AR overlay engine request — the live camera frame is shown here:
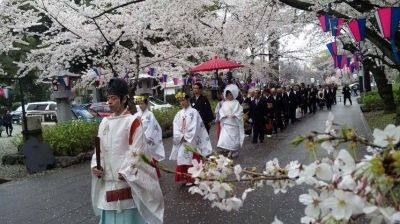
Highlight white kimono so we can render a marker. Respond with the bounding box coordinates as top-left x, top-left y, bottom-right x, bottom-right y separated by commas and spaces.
217, 100, 244, 151
91, 113, 164, 224
170, 106, 212, 165
136, 108, 165, 161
